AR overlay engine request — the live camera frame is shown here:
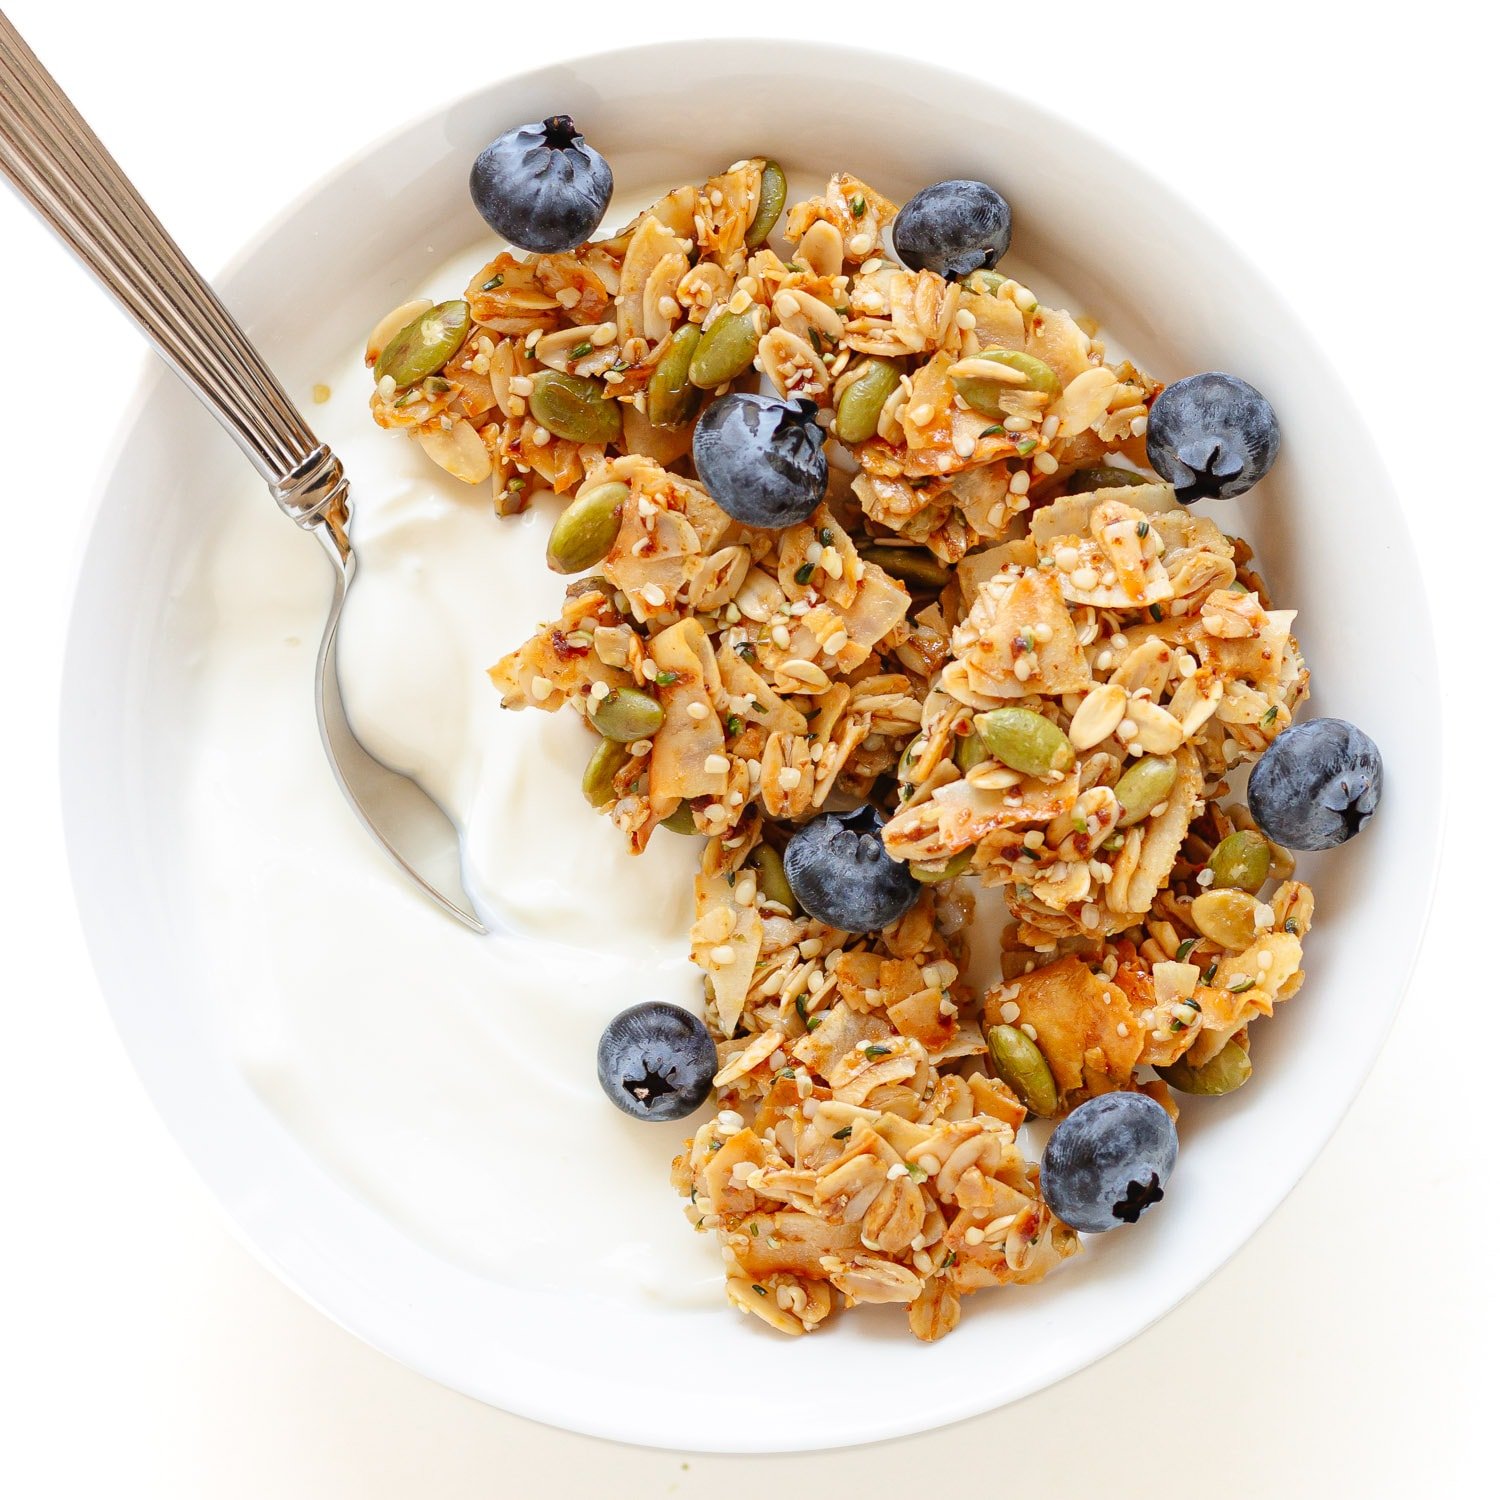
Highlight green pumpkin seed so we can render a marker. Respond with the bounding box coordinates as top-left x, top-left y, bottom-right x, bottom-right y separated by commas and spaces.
689, 310, 759, 389
857, 544, 951, 590
1156, 1040, 1252, 1096
589, 686, 664, 743
496, 474, 530, 516
748, 843, 797, 912
374, 300, 471, 388
896, 735, 922, 784
1065, 465, 1156, 494
912, 849, 973, 884
1207, 829, 1272, 892
661, 802, 698, 834
974, 708, 1075, 777
1114, 754, 1178, 825
955, 726, 989, 773
747, 160, 787, 247
582, 737, 631, 808
953, 348, 1060, 416
964, 270, 1006, 296
546, 482, 628, 574
565, 573, 612, 599
986, 1024, 1059, 1117
835, 358, 903, 443
529, 370, 623, 445
647, 324, 702, 427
